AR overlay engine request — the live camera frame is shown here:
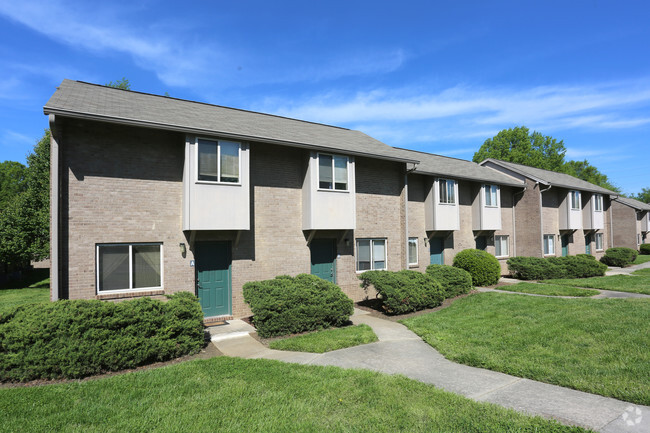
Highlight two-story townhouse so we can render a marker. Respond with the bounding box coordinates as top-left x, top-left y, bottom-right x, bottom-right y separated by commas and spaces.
480, 159, 617, 259
390, 149, 526, 274
611, 197, 650, 249
44, 80, 419, 320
